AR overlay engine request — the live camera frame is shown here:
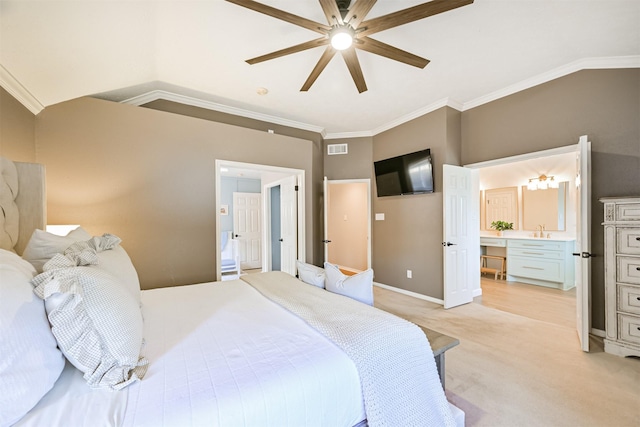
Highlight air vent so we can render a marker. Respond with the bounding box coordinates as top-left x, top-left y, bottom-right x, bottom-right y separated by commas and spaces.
327, 143, 348, 155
